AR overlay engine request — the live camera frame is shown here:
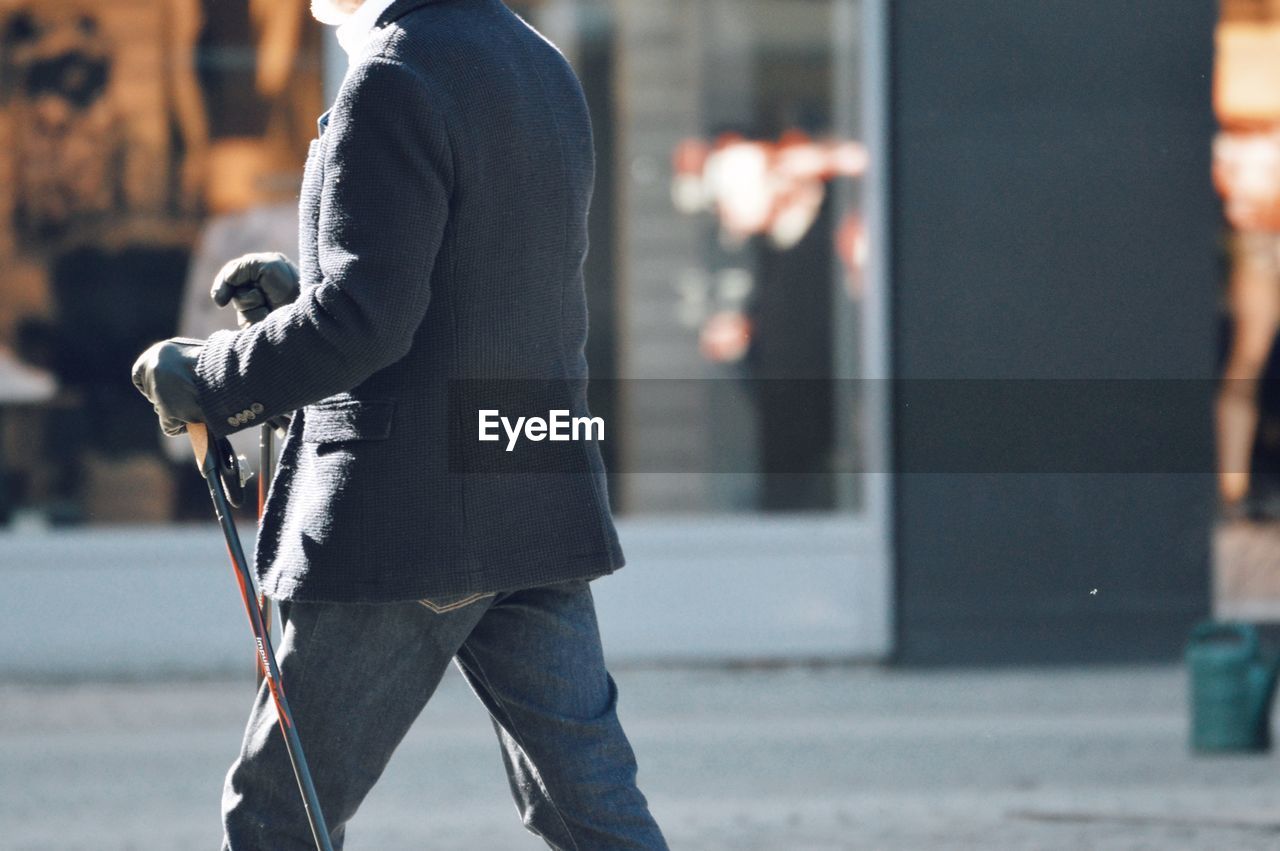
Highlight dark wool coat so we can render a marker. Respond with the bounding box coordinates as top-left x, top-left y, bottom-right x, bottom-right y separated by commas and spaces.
192, 0, 624, 601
